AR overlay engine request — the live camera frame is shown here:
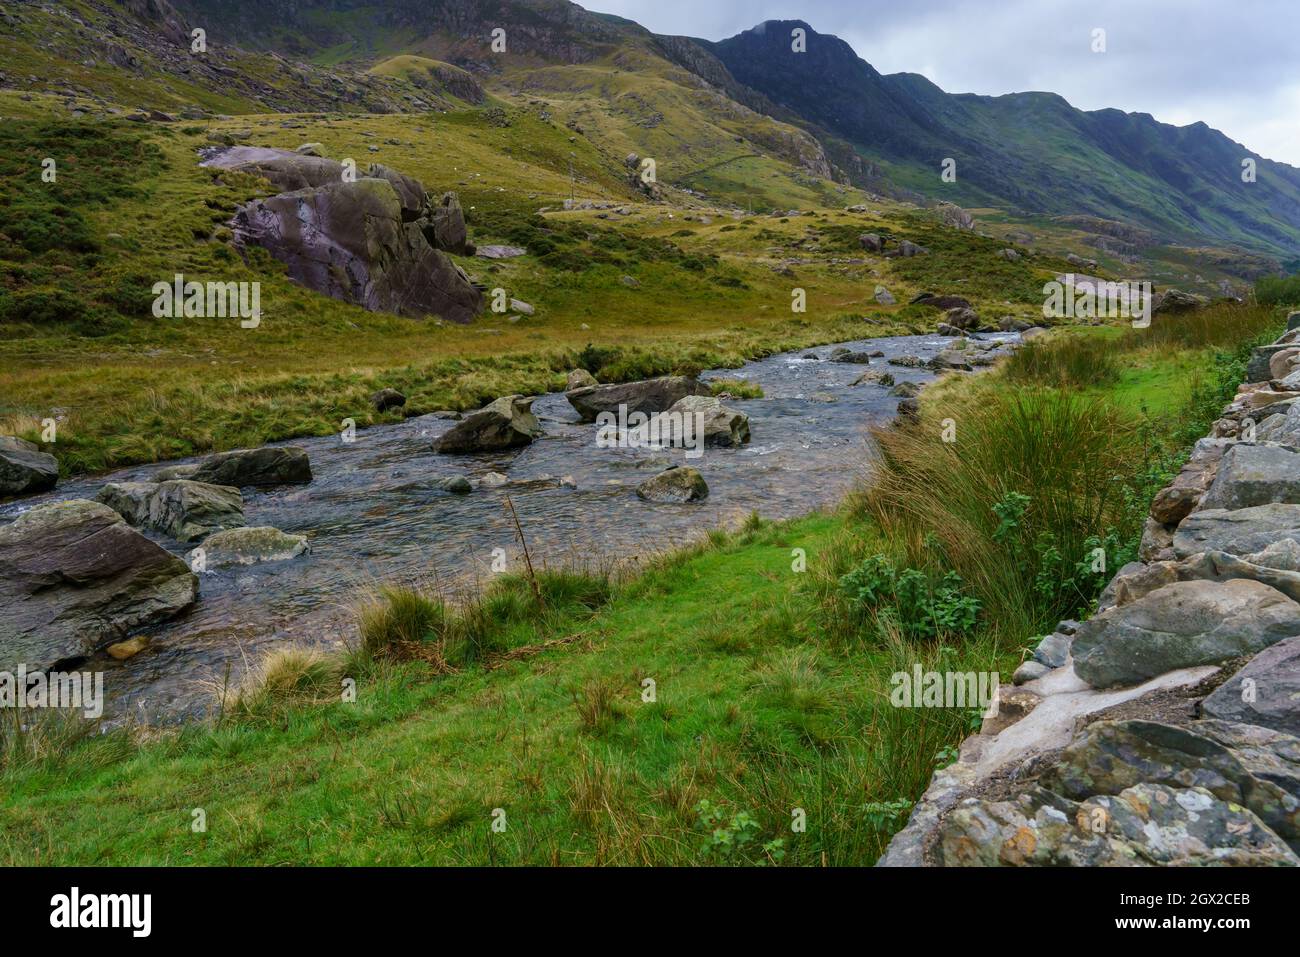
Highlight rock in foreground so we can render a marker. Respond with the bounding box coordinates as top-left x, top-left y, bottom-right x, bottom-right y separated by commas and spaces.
0, 500, 198, 672
1071, 579, 1300, 688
